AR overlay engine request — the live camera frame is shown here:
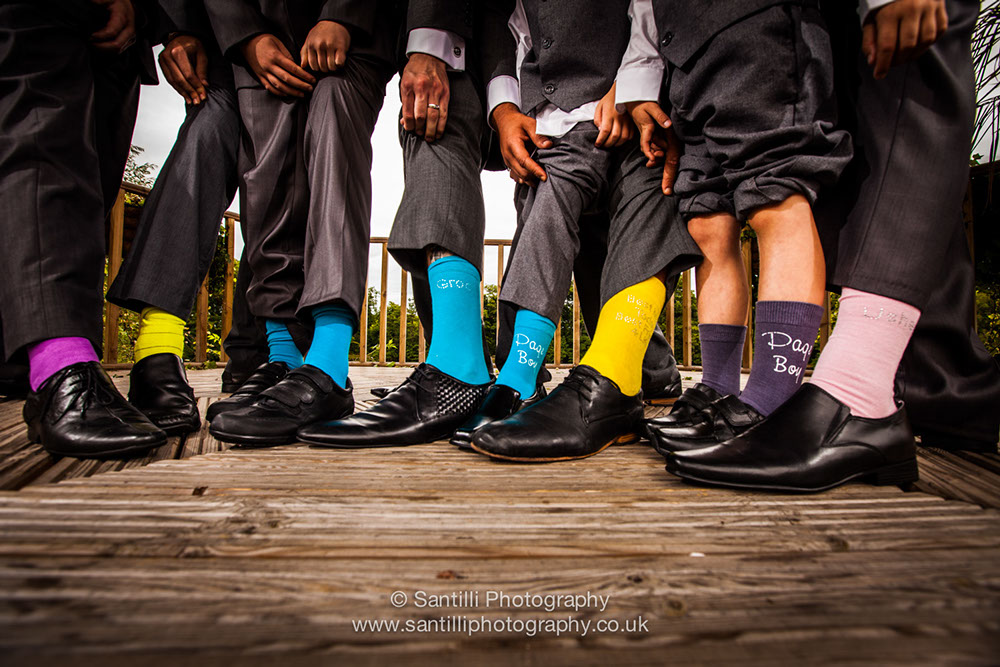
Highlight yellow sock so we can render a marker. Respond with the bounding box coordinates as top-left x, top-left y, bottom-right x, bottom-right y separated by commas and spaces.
579, 276, 666, 396
134, 307, 185, 362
